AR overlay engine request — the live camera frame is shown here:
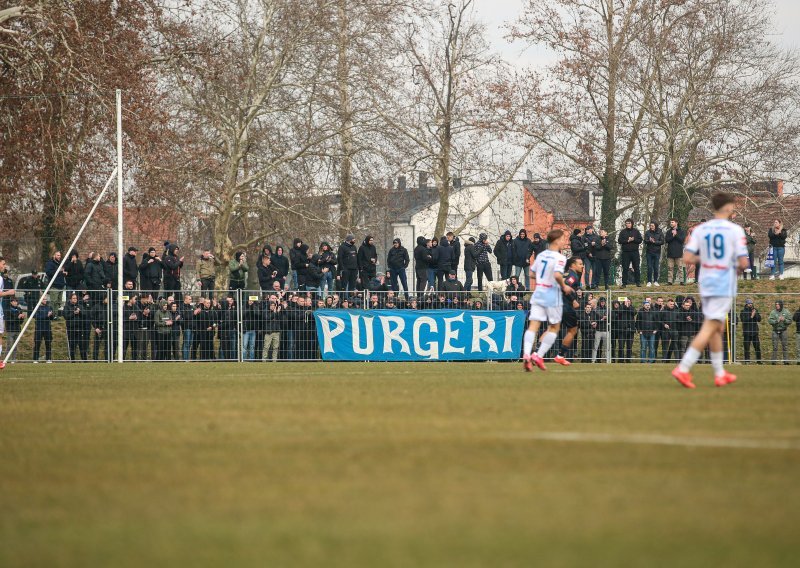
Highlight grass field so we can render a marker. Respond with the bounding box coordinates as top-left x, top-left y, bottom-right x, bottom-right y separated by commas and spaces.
2, 362, 800, 567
